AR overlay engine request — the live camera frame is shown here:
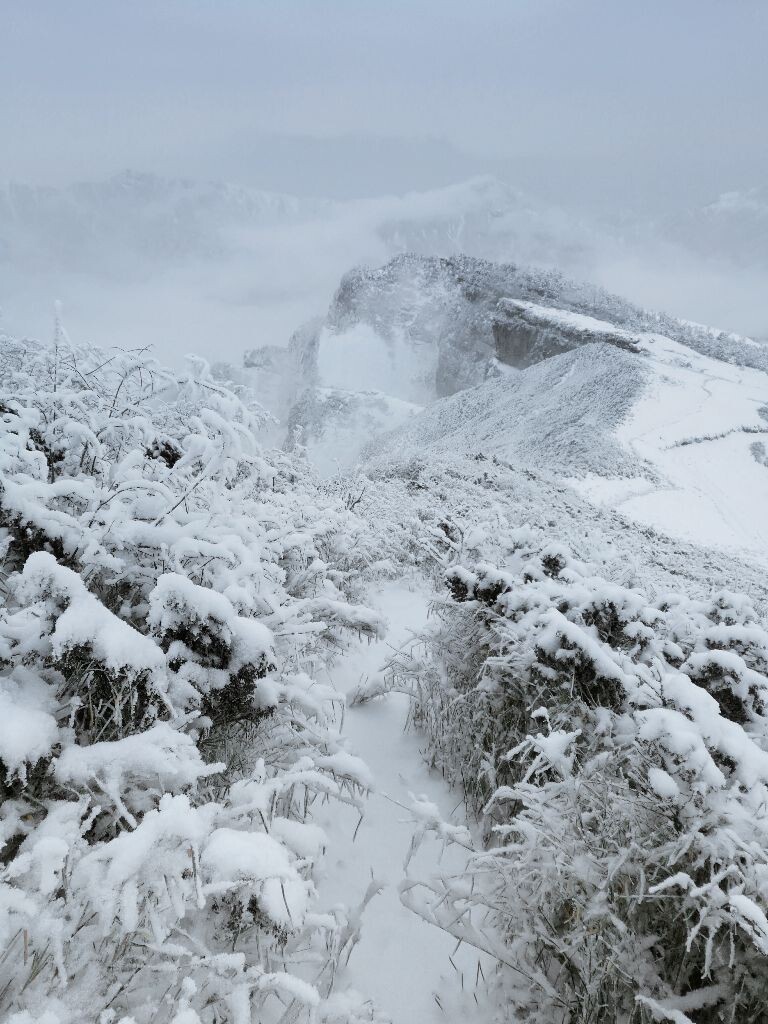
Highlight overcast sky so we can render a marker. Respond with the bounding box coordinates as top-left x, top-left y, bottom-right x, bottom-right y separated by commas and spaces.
2, 1, 767, 212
